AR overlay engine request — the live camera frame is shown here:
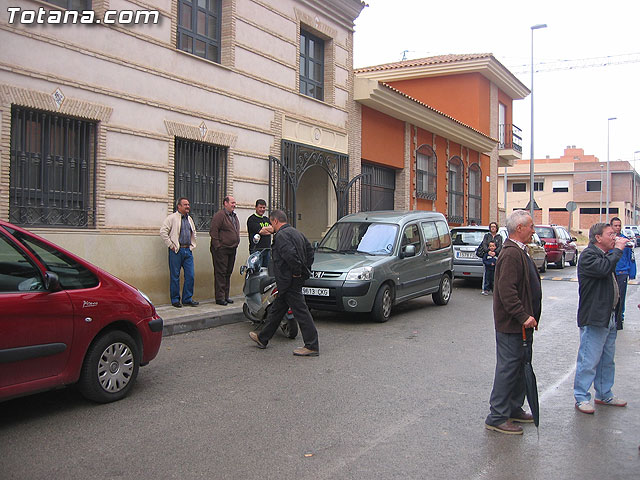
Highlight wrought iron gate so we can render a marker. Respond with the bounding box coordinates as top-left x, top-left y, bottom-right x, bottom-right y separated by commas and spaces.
268, 141, 368, 226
